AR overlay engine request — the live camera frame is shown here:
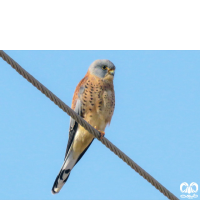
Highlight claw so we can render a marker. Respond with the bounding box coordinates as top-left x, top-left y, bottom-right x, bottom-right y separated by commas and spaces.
94, 126, 105, 139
